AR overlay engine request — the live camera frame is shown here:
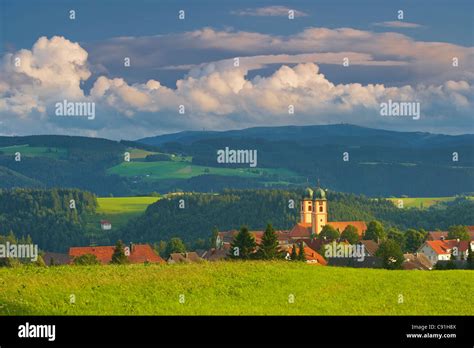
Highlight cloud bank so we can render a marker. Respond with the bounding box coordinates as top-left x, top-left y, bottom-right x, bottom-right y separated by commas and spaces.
0, 34, 473, 138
